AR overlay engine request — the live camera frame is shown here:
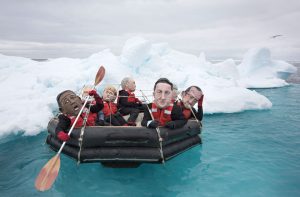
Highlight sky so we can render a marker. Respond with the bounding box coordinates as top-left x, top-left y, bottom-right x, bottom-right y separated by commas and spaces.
0, 0, 300, 60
